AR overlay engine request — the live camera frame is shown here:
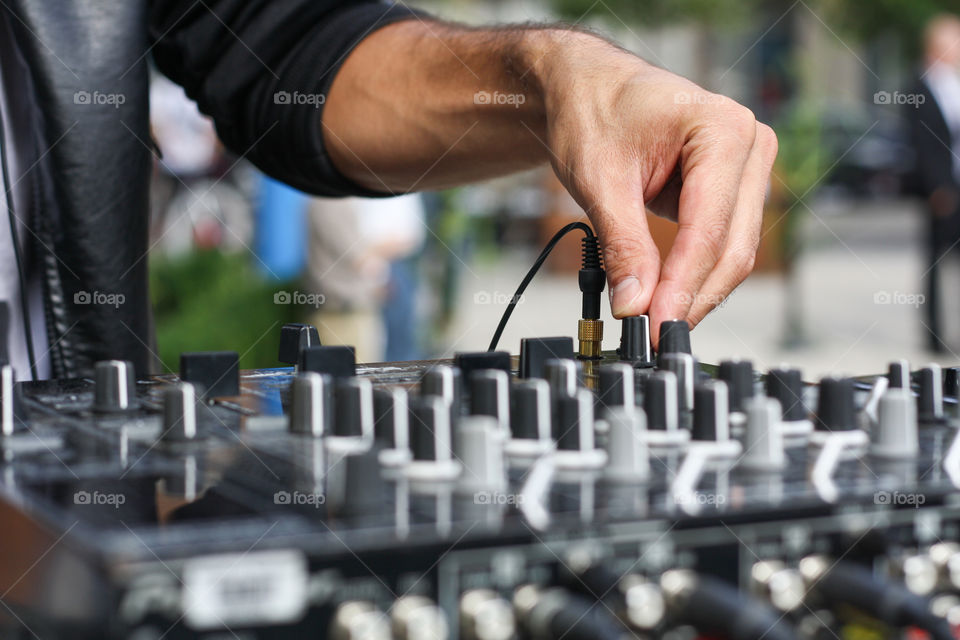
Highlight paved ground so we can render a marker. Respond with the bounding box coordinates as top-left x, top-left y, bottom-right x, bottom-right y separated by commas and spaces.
442, 198, 960, 378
